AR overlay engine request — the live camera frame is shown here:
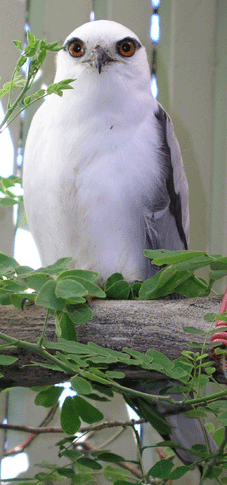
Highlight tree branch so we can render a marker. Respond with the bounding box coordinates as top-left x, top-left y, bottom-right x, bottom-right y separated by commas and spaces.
0, 296, 225, 388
